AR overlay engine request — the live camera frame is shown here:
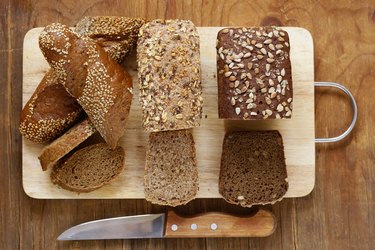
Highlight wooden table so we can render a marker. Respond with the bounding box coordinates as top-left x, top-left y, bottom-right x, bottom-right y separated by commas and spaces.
1, 0, 374, 249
